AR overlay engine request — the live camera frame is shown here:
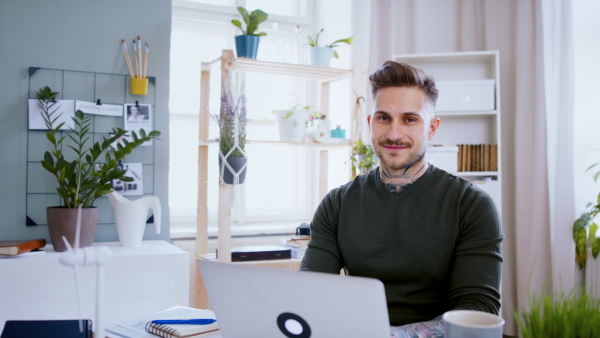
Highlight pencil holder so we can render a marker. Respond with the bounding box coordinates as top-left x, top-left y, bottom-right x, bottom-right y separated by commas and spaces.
130, 77, 148, 95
